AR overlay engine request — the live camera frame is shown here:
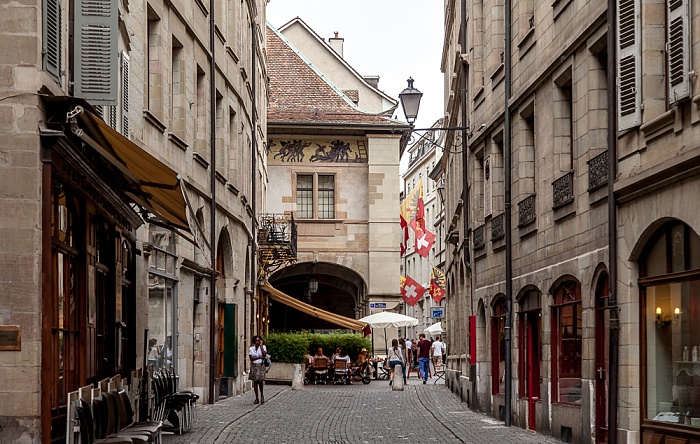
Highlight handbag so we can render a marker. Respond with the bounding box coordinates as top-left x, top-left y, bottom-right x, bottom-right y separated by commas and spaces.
264, 355, 272, 368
